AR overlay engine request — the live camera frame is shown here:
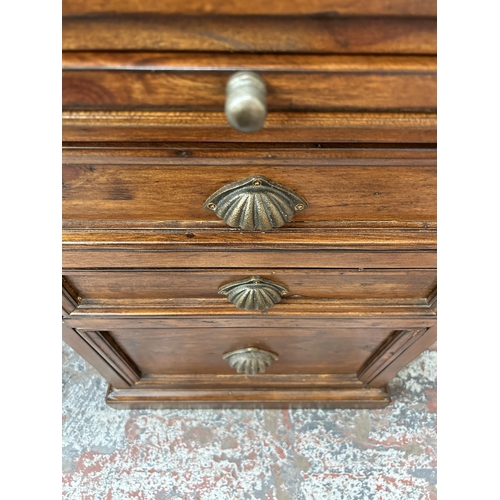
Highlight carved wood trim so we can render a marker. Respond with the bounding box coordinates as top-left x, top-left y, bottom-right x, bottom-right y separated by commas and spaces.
76, 329, 141, 386
67, 296, 436, 319
136, 373, 364, 389
62, 278, 80, 316
427, 287, 437, 310
358, 325, 435, 386
63, 322, 132, 389
105, 384, 391, 410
